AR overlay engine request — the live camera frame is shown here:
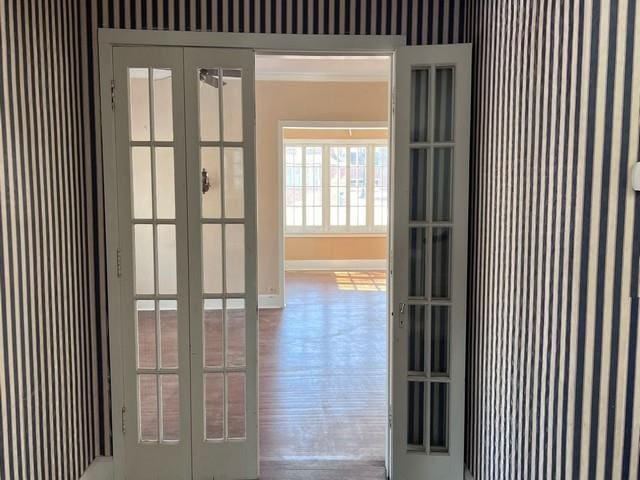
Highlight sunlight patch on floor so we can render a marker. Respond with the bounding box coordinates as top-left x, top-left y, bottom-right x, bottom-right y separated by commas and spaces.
333, 271, 387, 292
